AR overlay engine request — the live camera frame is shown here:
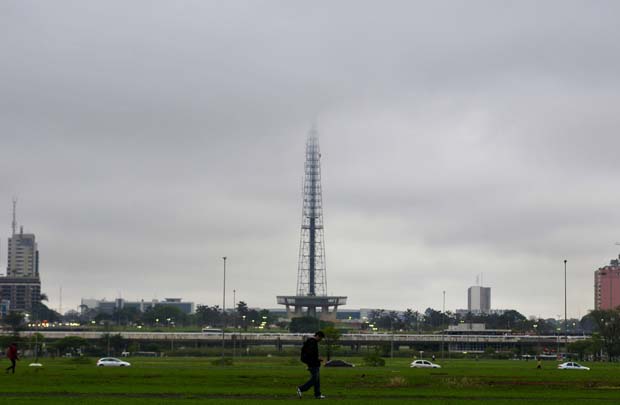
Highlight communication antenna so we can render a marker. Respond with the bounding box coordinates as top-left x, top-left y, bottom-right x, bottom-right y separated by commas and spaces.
475, 274, 479, 286
481, 272, 484, 287
11, 198, 17, 236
